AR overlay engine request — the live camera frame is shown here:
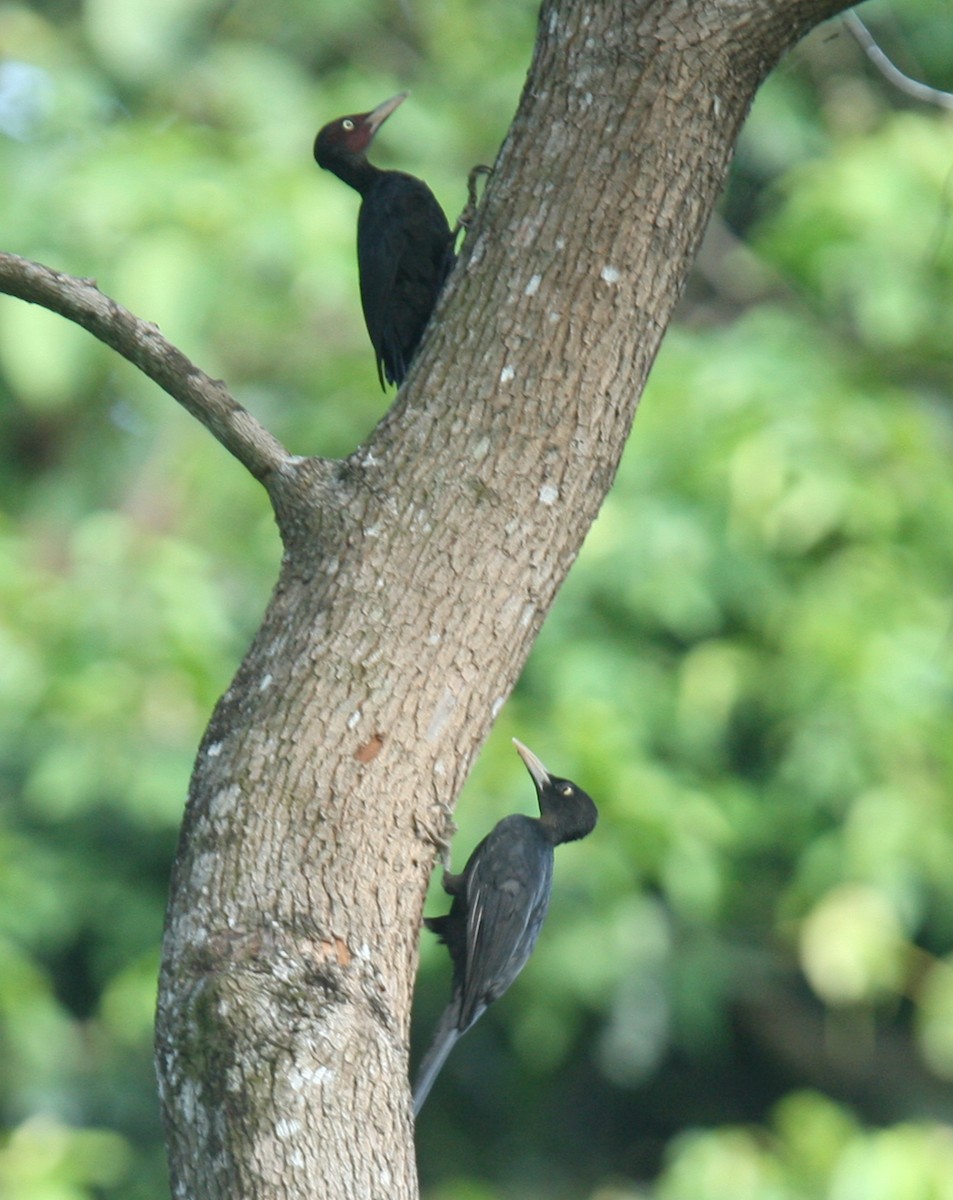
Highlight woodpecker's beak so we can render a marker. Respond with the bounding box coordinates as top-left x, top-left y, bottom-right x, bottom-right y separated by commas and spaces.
366, 92, 409, 137
512, 738, 552, 793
